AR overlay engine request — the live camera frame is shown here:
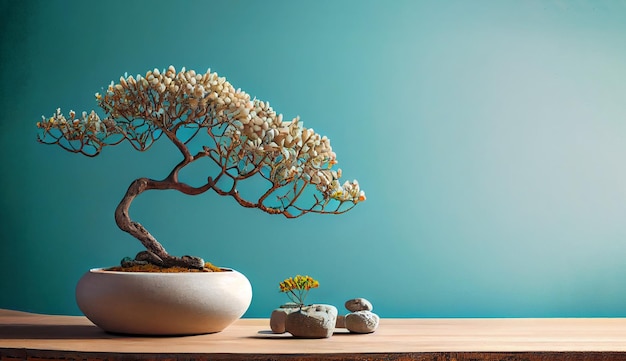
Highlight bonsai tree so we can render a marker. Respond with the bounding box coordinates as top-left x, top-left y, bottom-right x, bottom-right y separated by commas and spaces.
36, 66, 365, 270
